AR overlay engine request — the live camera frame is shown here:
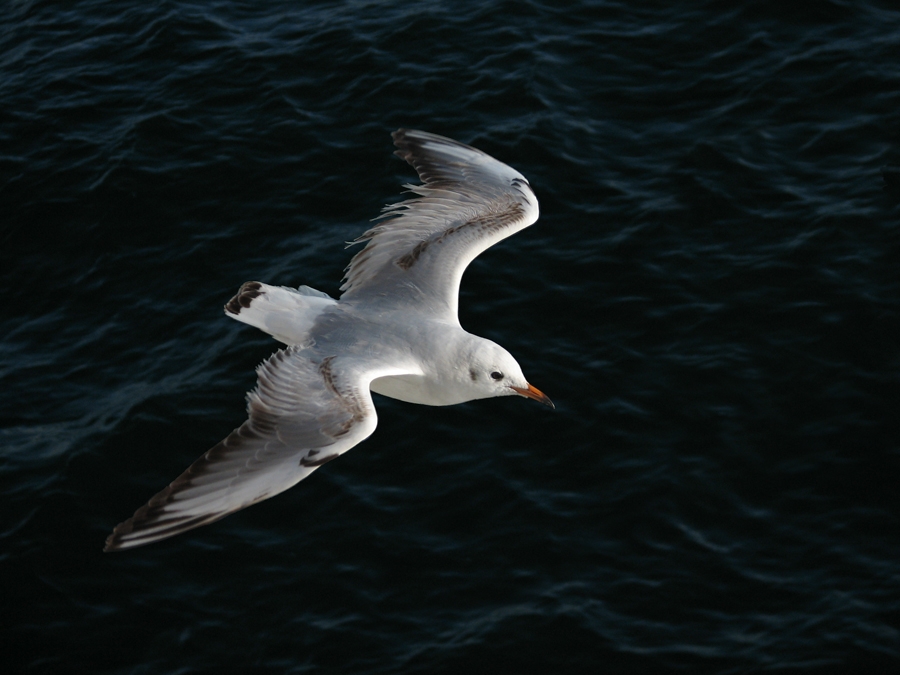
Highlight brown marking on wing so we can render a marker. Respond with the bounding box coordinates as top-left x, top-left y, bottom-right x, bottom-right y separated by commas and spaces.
396, 238, 430, 270
393, 198, 524, 272
317, 356, 366, 438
